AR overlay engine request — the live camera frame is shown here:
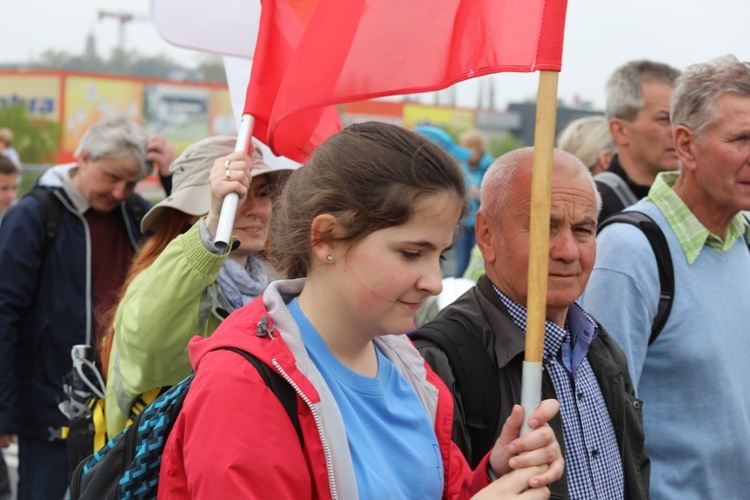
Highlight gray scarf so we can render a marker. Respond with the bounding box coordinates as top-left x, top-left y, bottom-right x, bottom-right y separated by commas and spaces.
217, 253, 273, 312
